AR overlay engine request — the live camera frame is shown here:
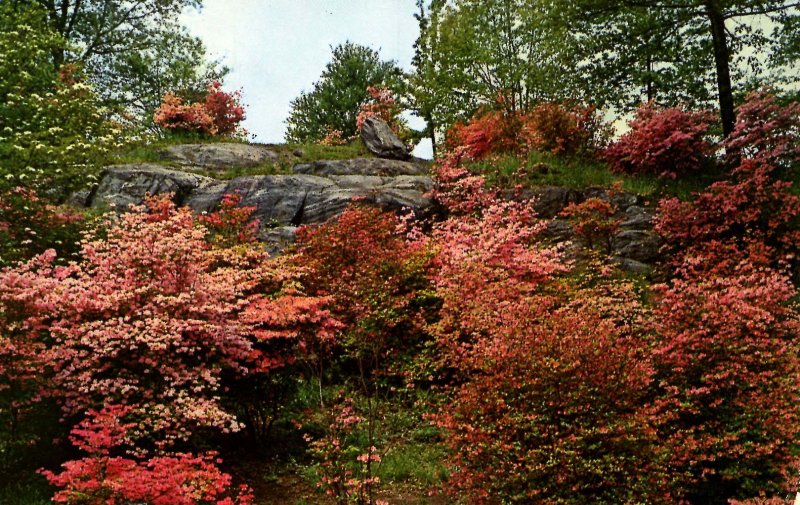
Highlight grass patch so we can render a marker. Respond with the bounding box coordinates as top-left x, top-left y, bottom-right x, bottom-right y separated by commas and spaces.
0, 475, 52, 505
469, 150, 723, 200
378, 442, 447, 486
